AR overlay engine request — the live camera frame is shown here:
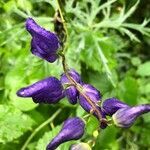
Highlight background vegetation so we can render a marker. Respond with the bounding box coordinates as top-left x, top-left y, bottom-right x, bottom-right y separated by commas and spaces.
0, 0, 150, 149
